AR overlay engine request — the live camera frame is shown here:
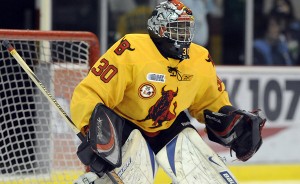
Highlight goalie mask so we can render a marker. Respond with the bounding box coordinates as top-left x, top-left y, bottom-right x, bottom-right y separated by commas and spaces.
148, 0, 195, 60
